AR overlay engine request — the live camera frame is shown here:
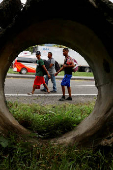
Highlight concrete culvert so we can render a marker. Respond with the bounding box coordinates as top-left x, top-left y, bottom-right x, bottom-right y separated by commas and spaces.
0, 0, 113, 148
